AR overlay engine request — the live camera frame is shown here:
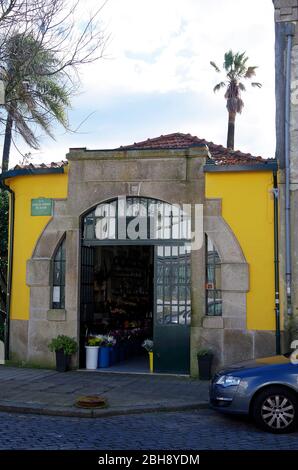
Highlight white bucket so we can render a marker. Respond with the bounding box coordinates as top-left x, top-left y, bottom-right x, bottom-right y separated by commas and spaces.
85, 346, 100, 370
